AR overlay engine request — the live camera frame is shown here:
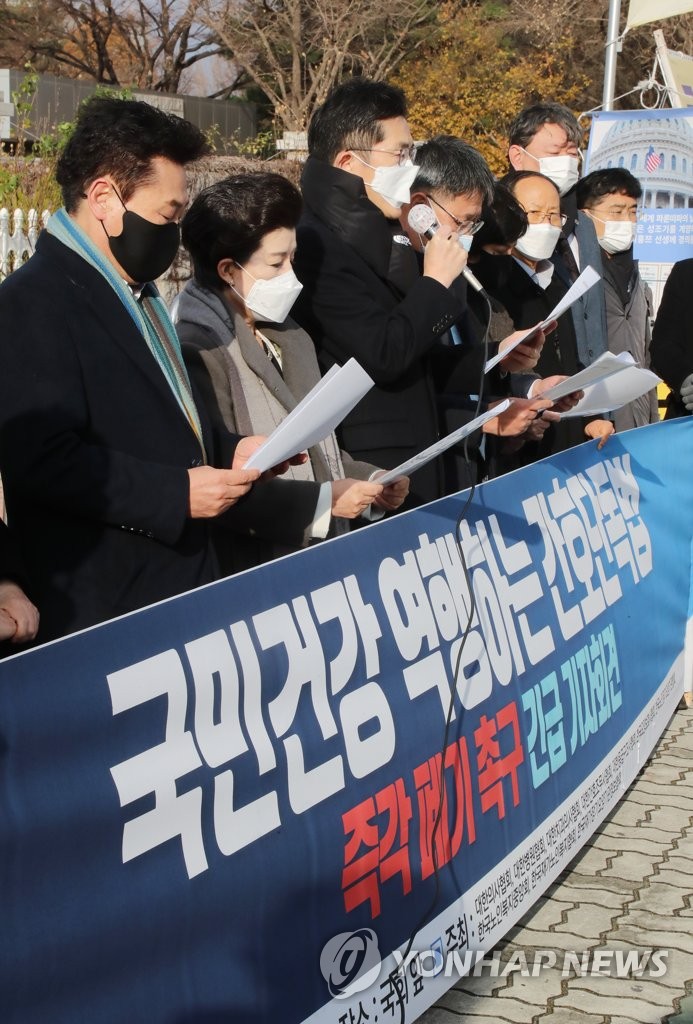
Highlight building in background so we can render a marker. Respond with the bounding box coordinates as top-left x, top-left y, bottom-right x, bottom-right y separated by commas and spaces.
0, 69, 257, 153
586, 108, 693, 312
